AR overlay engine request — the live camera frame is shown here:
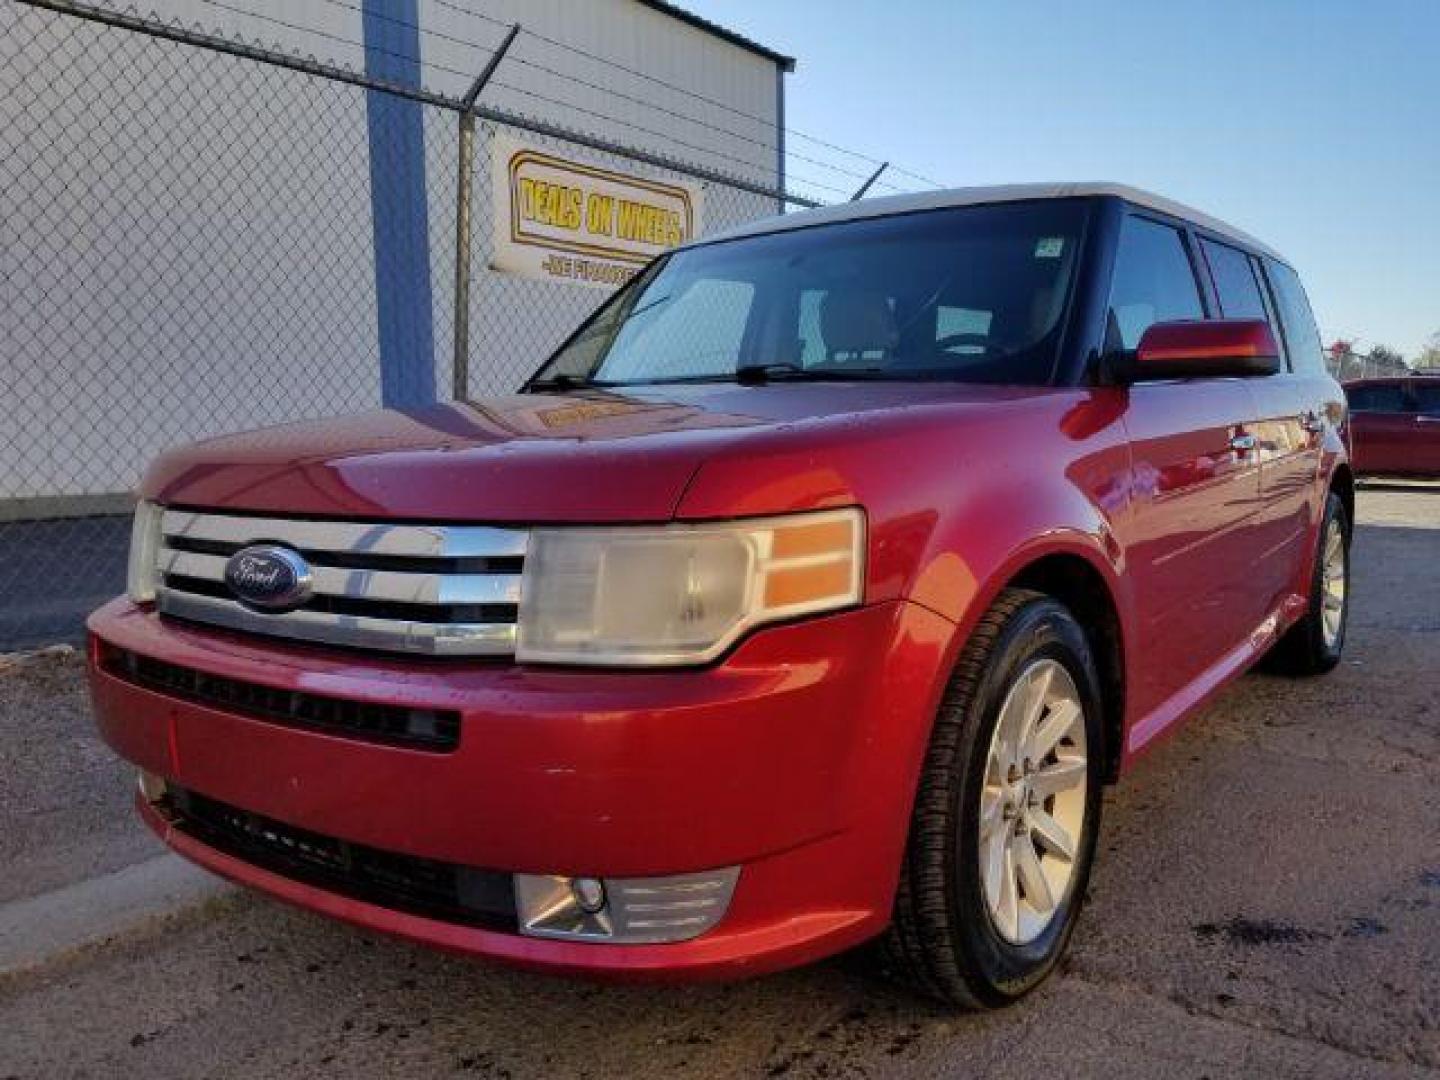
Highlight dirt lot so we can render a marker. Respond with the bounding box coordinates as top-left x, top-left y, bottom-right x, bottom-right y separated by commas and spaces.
2, 487, 1437, 1079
